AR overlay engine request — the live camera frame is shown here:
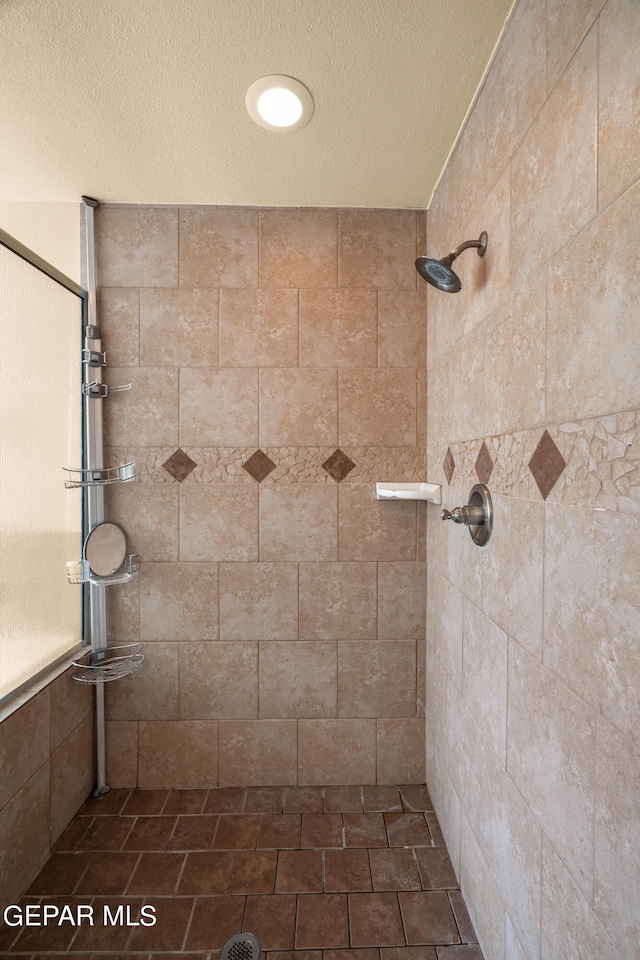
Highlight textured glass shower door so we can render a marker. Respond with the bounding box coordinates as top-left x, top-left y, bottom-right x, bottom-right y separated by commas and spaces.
0, 239, 83, 701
